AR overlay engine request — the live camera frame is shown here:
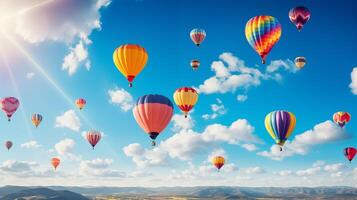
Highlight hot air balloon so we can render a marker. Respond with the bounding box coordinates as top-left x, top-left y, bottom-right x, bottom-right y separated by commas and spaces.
75, 98, 86, 110
265, 111, 296, 151
173, 87, 198, 118
133, 94, 173, 146
5, 141, 12, 150
51, 157, 60, 170
113, 44, 148, 87
212, 156, 225, 171
31, 114, 43, 128
0, 97, 19, 121
289, 6, 311, 31
191, 60, 200, 70
190, 28, 206, 47
333, 112, 351, 128
86, 130, 102, 149
245, 16, 282, 64
294, 57, 306, 69
344, 147, 357, 163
